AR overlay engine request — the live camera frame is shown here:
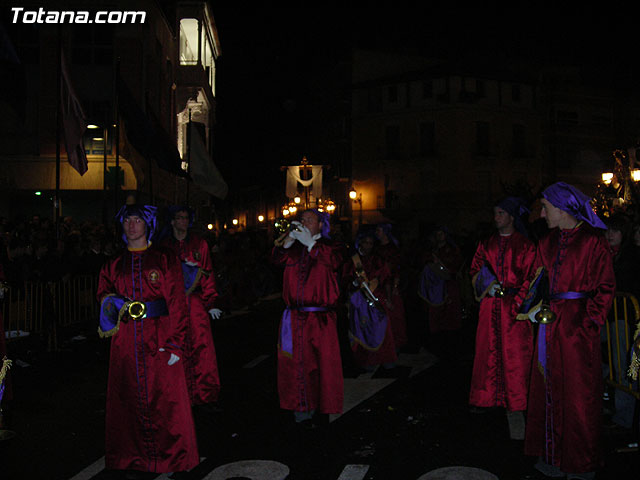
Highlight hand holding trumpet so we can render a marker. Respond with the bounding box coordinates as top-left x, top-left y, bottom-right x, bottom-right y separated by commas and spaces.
274, 221, 303, 248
